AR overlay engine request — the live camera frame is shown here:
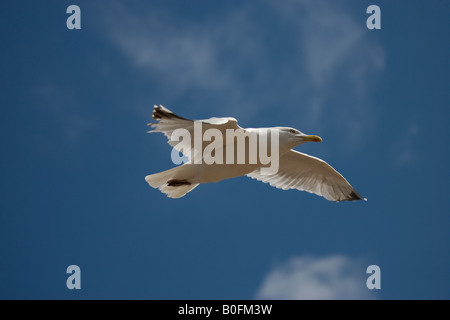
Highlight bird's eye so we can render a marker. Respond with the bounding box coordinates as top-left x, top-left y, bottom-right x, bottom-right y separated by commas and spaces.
289, 129, 297, 134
